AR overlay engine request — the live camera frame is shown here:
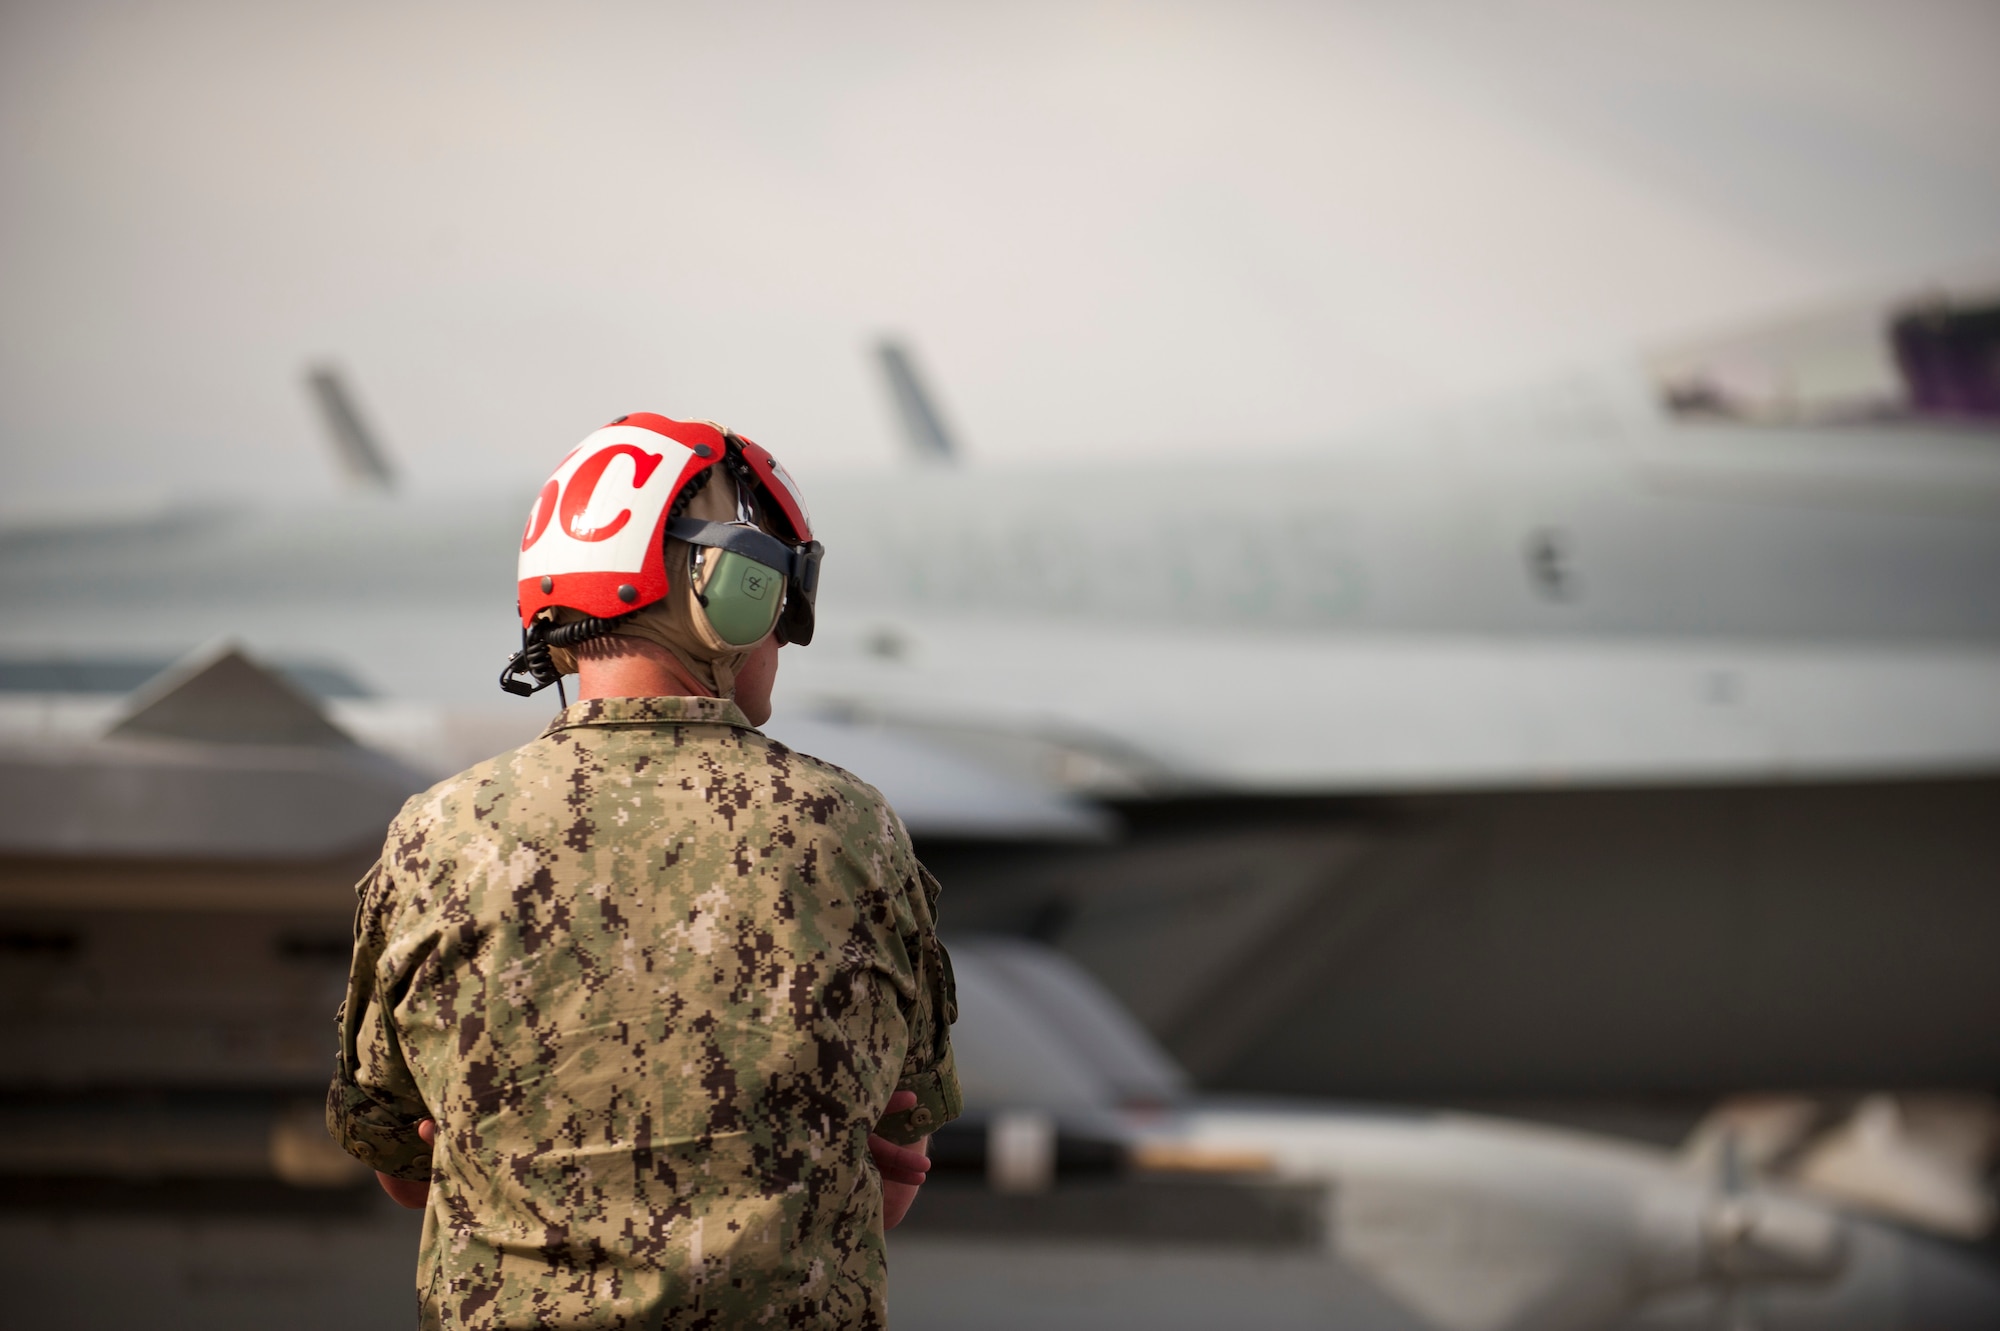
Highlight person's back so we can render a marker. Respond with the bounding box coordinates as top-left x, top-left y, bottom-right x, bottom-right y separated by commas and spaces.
328, 415, 959, 1329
